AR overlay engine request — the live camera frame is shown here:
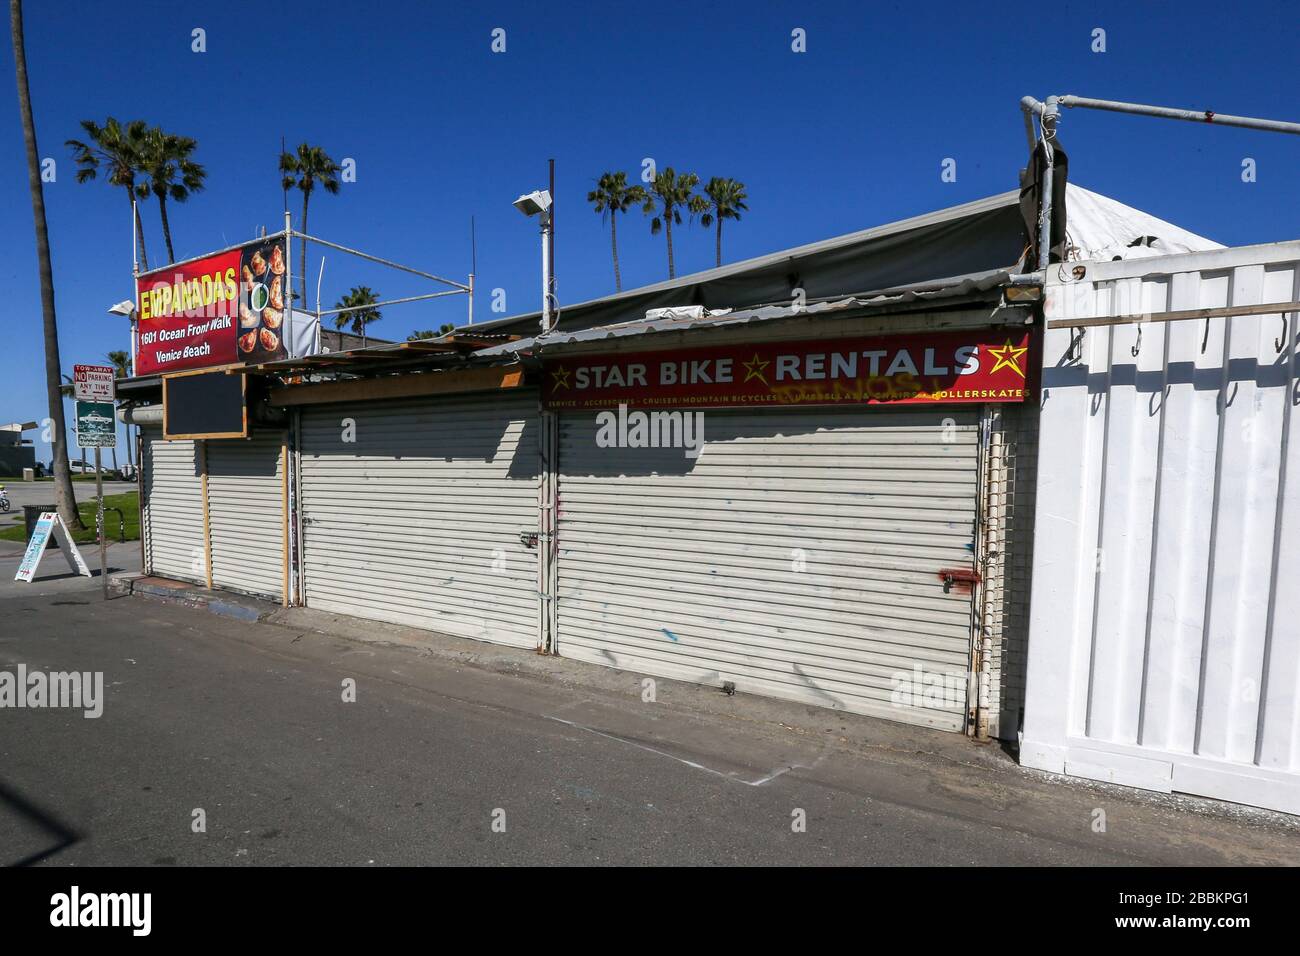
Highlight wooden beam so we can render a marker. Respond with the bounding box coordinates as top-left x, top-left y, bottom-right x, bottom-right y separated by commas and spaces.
267, 364, 527, 406
1047, 299, 1300, 330
199, 440, 212, 590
